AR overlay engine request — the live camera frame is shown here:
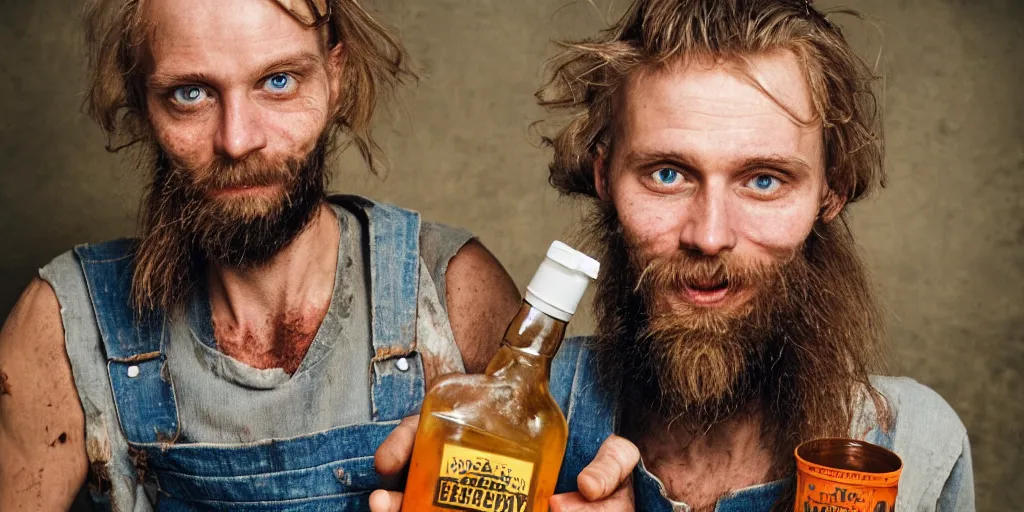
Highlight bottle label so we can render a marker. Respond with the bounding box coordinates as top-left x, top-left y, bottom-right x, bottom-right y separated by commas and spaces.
432, 444, 534, 512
